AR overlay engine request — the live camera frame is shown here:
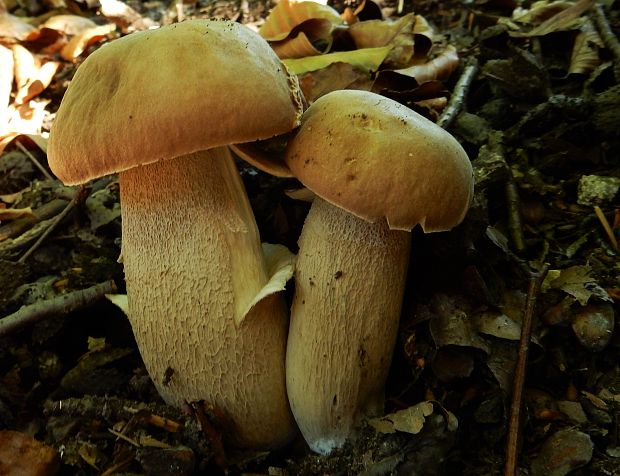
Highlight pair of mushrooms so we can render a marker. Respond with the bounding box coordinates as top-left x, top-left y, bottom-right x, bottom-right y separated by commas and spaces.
48, 19, 473, 453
